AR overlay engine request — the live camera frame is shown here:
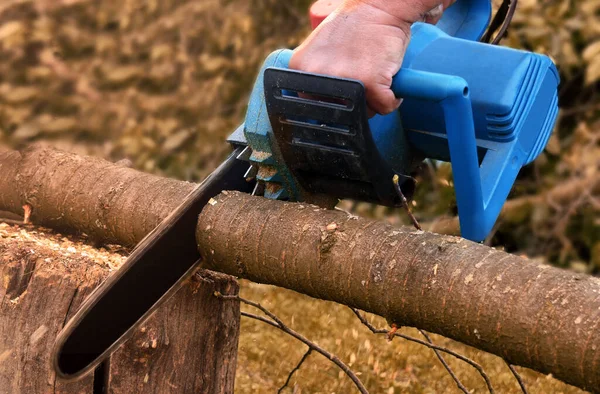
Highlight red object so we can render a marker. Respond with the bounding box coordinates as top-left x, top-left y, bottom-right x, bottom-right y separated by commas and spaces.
309, 0, 345, 29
